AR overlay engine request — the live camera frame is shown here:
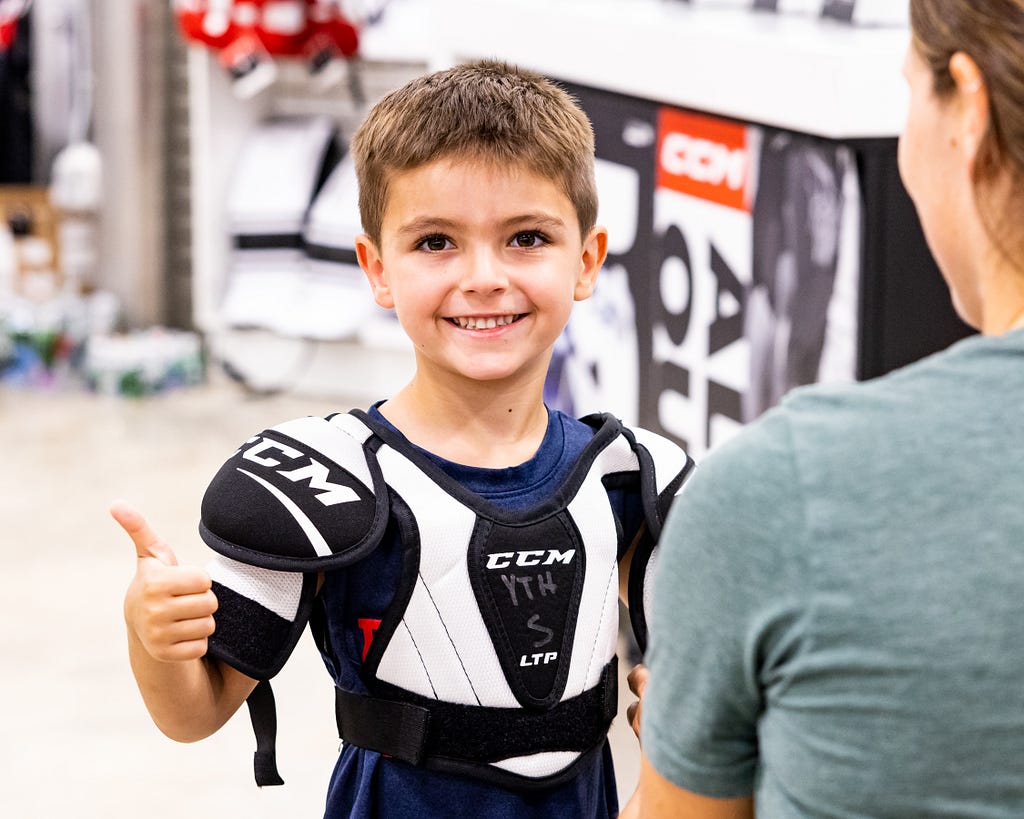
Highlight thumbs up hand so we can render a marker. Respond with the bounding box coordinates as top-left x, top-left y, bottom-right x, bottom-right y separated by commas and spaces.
113, 500, 218, 663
